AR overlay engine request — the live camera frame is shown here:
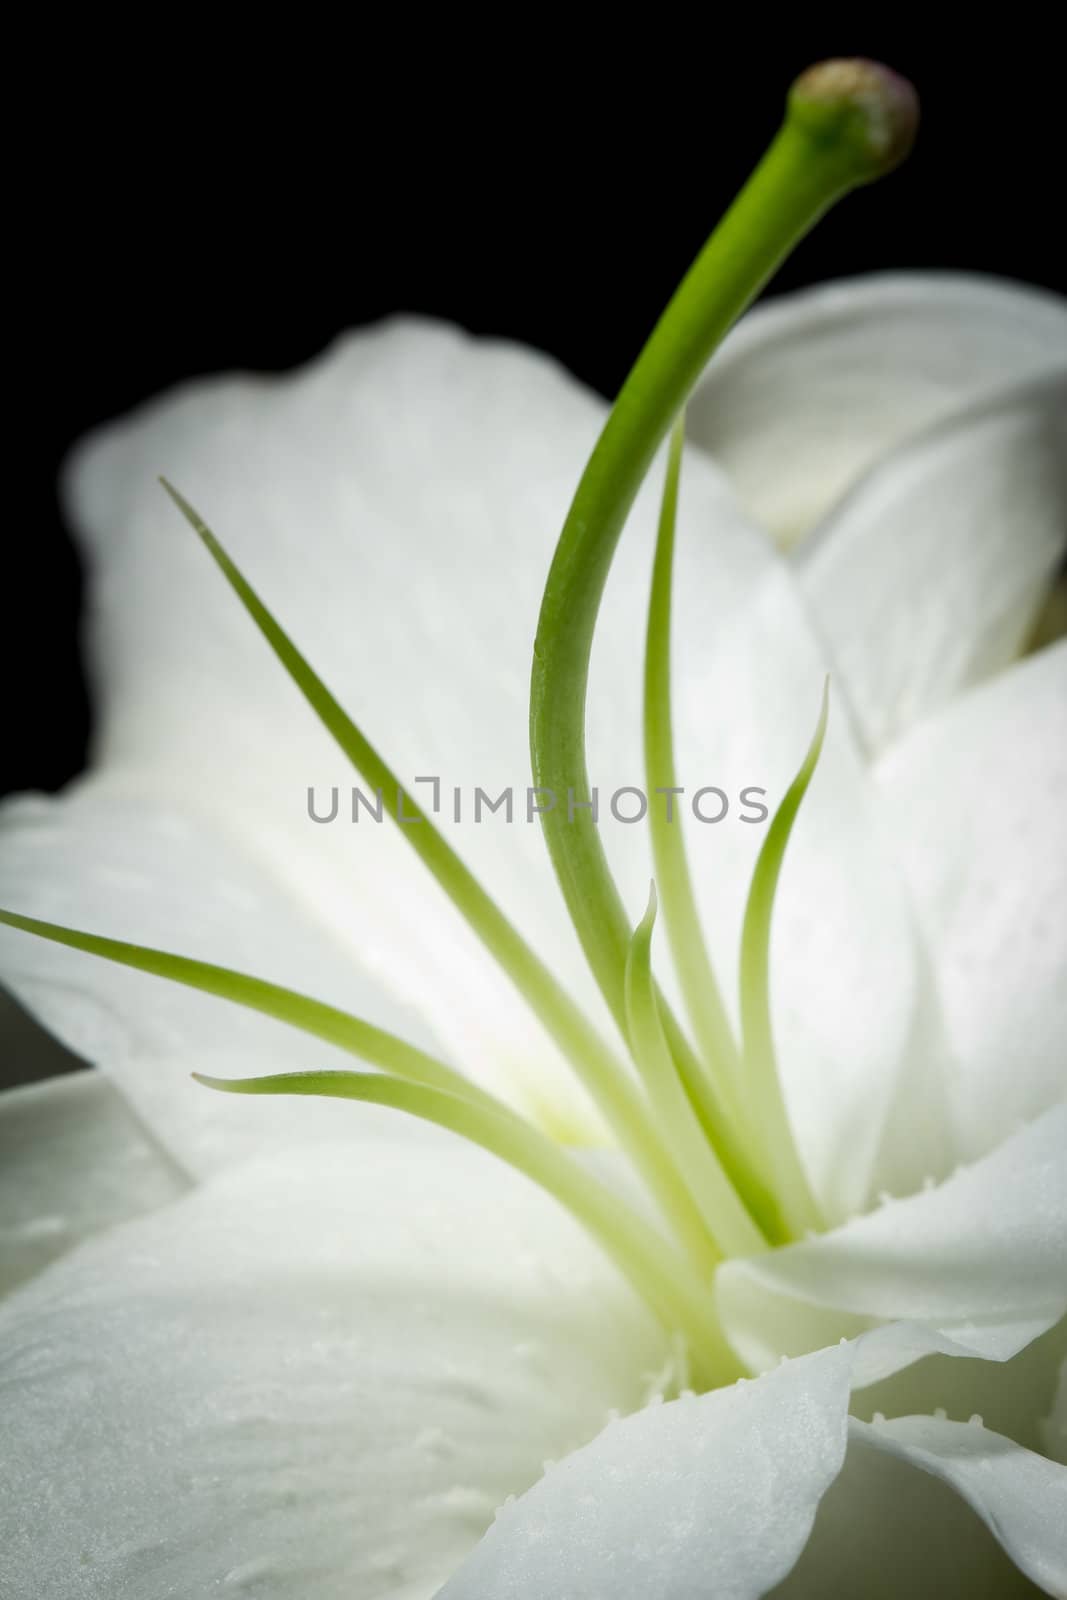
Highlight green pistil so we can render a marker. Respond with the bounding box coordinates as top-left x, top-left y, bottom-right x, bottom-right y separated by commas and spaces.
529, 59, 917, 1040
529, 57, 917, 1244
